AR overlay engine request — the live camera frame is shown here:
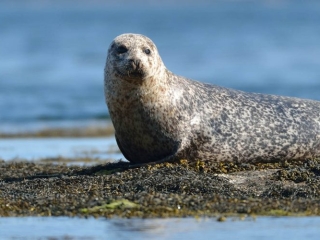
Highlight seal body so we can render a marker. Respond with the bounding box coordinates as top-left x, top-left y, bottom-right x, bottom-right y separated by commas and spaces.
104, 33, 320, 164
